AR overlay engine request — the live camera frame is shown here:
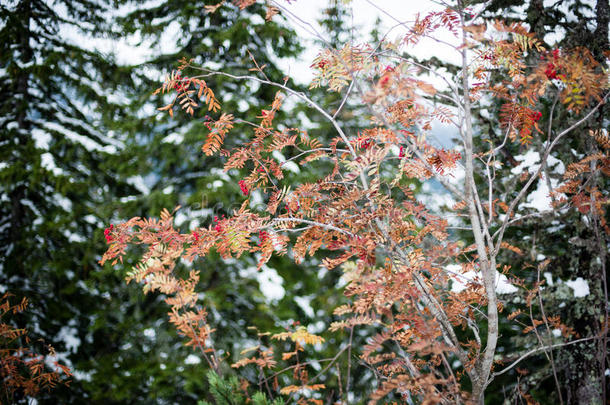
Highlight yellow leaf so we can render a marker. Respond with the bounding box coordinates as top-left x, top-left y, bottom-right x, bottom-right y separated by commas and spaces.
290, 327, 324, 345
240, 345, 260, 355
